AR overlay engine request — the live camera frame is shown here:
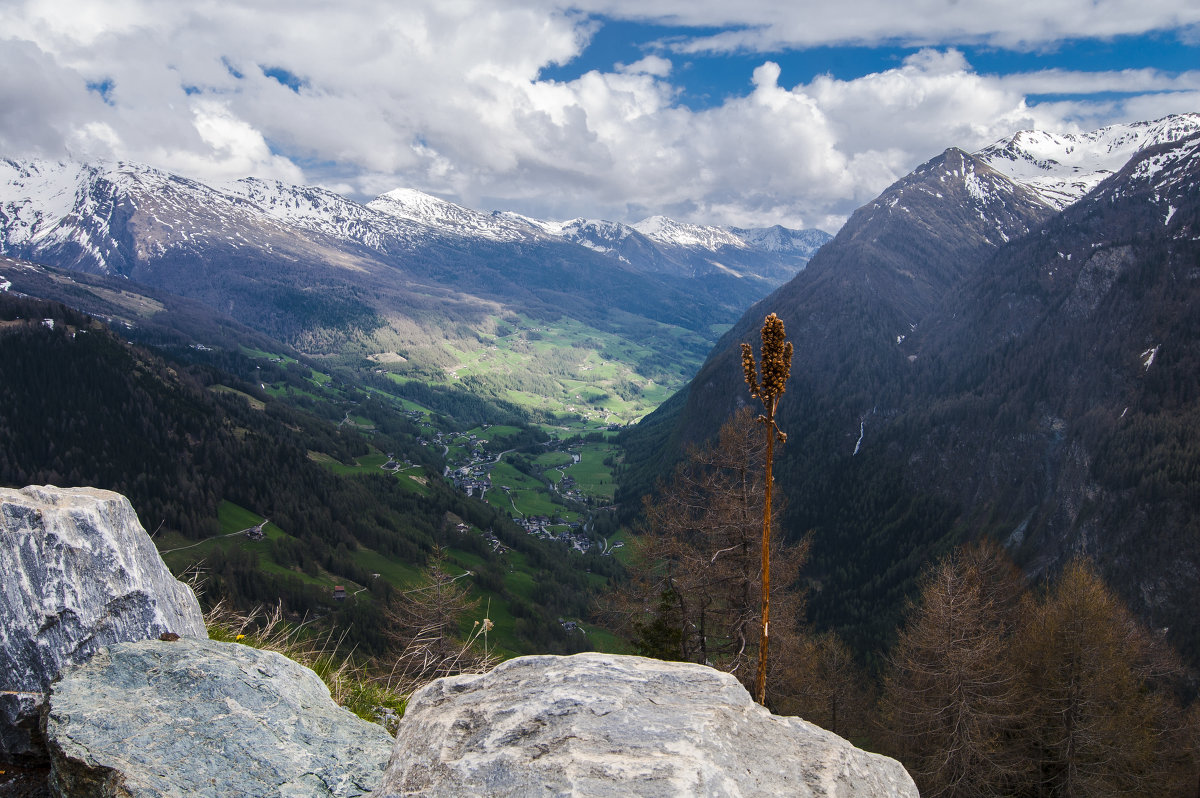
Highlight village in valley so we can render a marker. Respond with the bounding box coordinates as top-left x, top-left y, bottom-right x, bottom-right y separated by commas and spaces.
404, 415, 625, 559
